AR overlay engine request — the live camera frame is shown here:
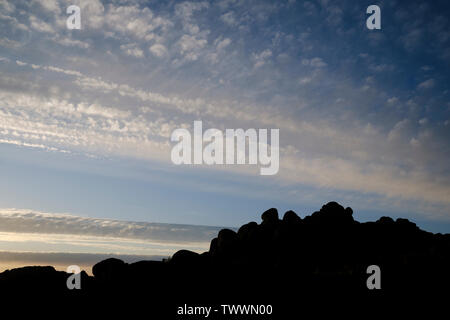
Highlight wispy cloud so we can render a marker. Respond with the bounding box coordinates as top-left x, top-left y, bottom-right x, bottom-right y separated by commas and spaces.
0, 208, 222, 243
0, 208, 221, 267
